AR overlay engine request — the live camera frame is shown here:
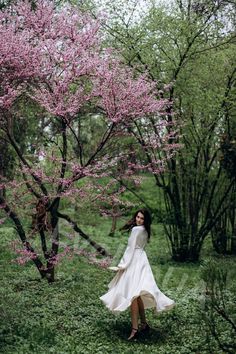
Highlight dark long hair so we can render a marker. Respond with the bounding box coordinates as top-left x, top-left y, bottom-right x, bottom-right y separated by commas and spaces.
120, 208, 152, 241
